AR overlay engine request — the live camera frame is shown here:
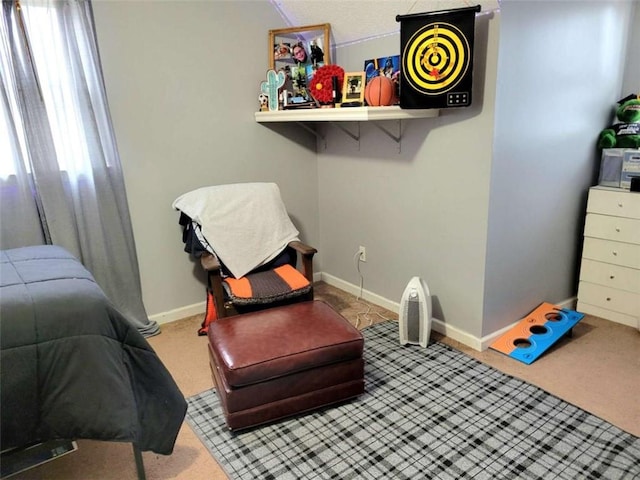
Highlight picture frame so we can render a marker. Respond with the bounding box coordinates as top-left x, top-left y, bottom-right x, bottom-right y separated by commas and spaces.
364, 55, 401, 105
341, 72, 366, 106
269, 24, 331, 104
364, 55, 400, 83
